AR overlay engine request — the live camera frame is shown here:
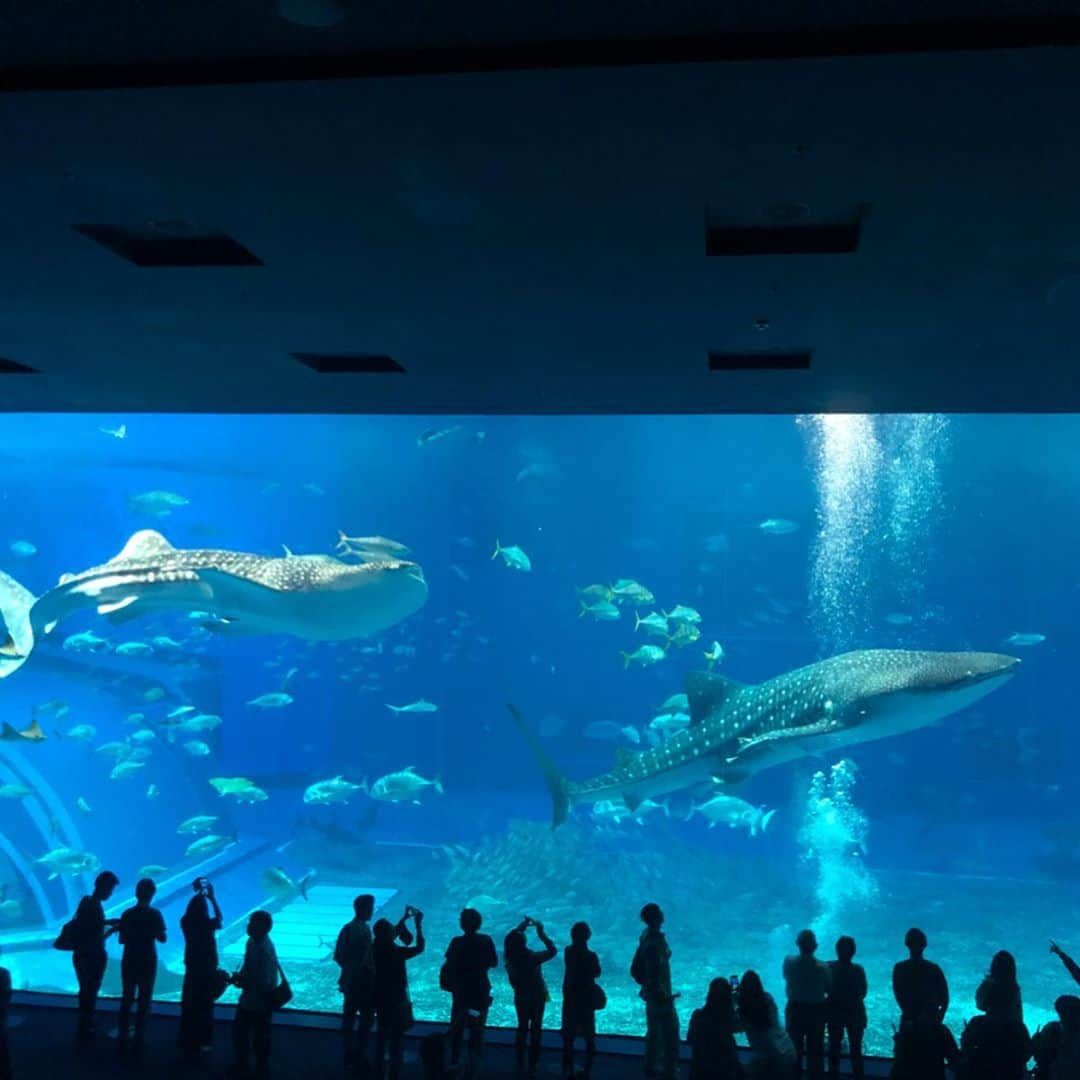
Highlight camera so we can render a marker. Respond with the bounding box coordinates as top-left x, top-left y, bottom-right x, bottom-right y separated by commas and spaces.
405, 905, 423, 919
729, 974, 740, 990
